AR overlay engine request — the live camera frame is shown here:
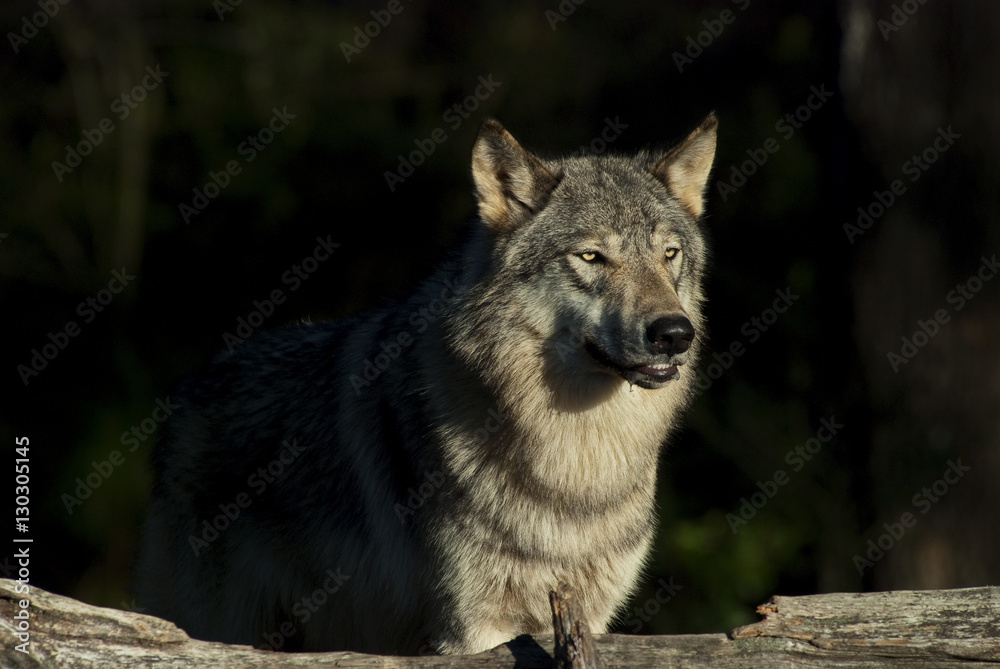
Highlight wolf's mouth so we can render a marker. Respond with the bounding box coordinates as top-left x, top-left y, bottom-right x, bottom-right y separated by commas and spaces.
584, 342, 681, 388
